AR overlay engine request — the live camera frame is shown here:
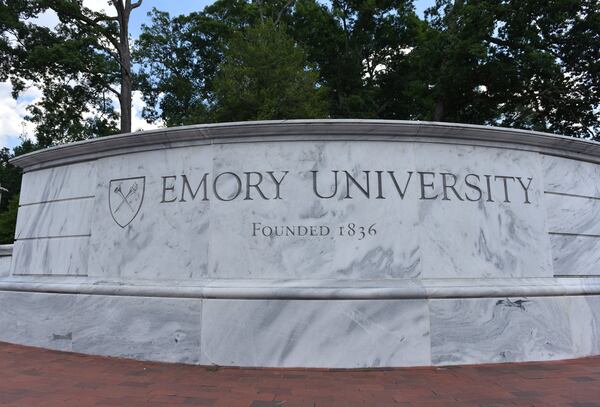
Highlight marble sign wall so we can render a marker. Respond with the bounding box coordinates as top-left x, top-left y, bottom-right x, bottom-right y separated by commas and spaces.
2, 120, 600, 367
